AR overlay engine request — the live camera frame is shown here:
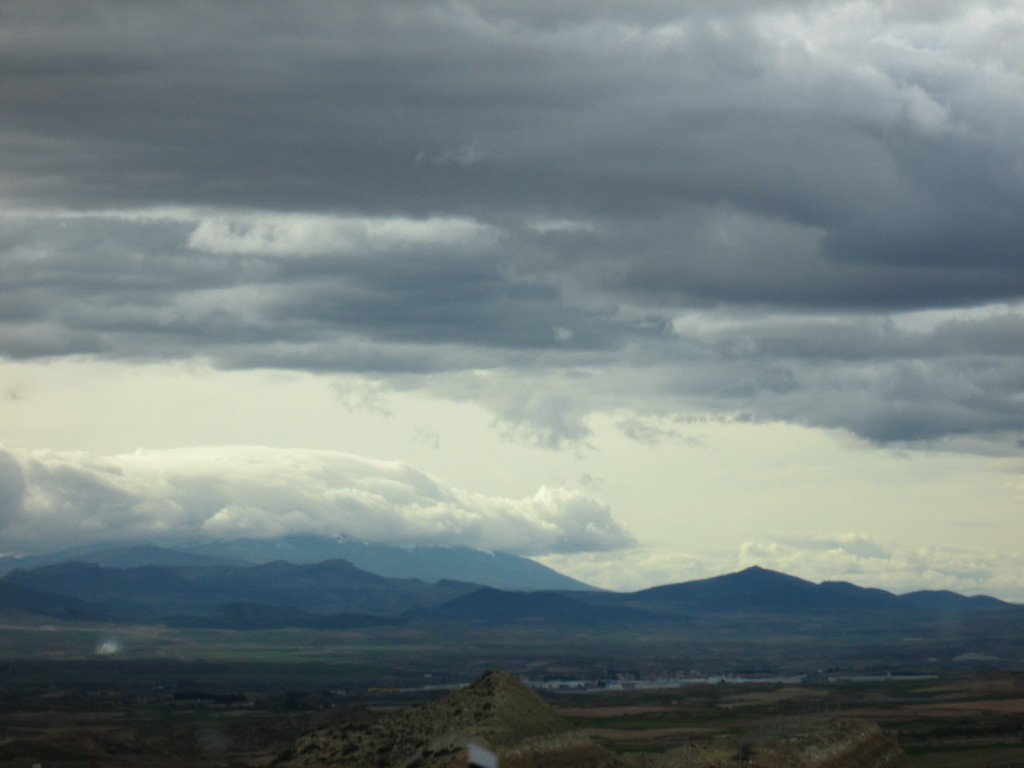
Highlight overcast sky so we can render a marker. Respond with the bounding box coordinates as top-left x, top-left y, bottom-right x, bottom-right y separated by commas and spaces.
2, 0, 1024, 598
